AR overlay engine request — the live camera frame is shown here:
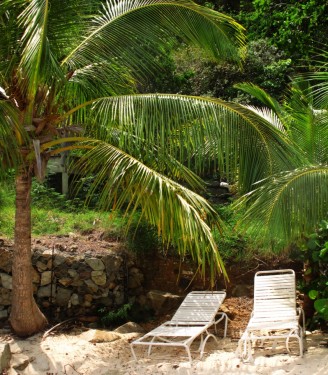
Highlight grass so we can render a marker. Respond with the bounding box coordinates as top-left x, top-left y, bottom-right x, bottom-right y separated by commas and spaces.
0, 179, 280, 262
0, 181, 126, 239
